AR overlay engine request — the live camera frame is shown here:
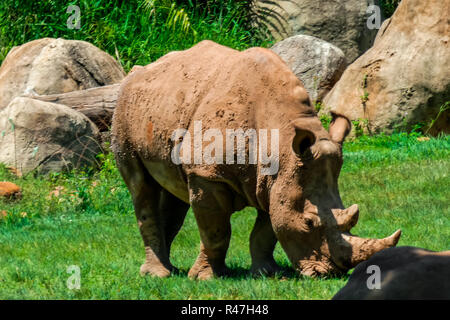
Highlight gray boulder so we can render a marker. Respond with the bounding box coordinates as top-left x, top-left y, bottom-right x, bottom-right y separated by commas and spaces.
0, 38, 125, 109
0, 97, 102, 175
271, 35, 347, 104
322, 0, 450, 135
257, 0, 384, 63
